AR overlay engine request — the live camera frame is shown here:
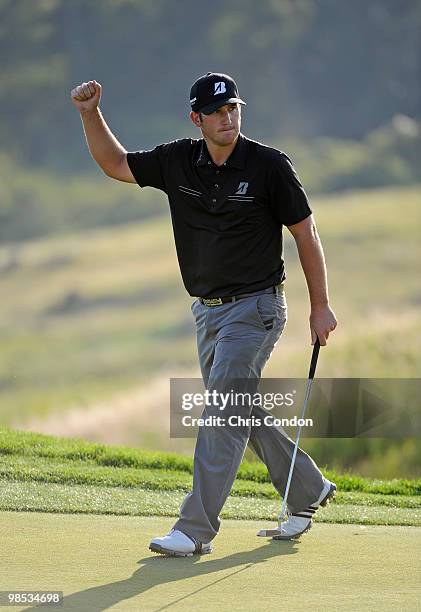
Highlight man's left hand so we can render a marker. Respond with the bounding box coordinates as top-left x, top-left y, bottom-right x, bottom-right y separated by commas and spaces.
309, 305, 337, 346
